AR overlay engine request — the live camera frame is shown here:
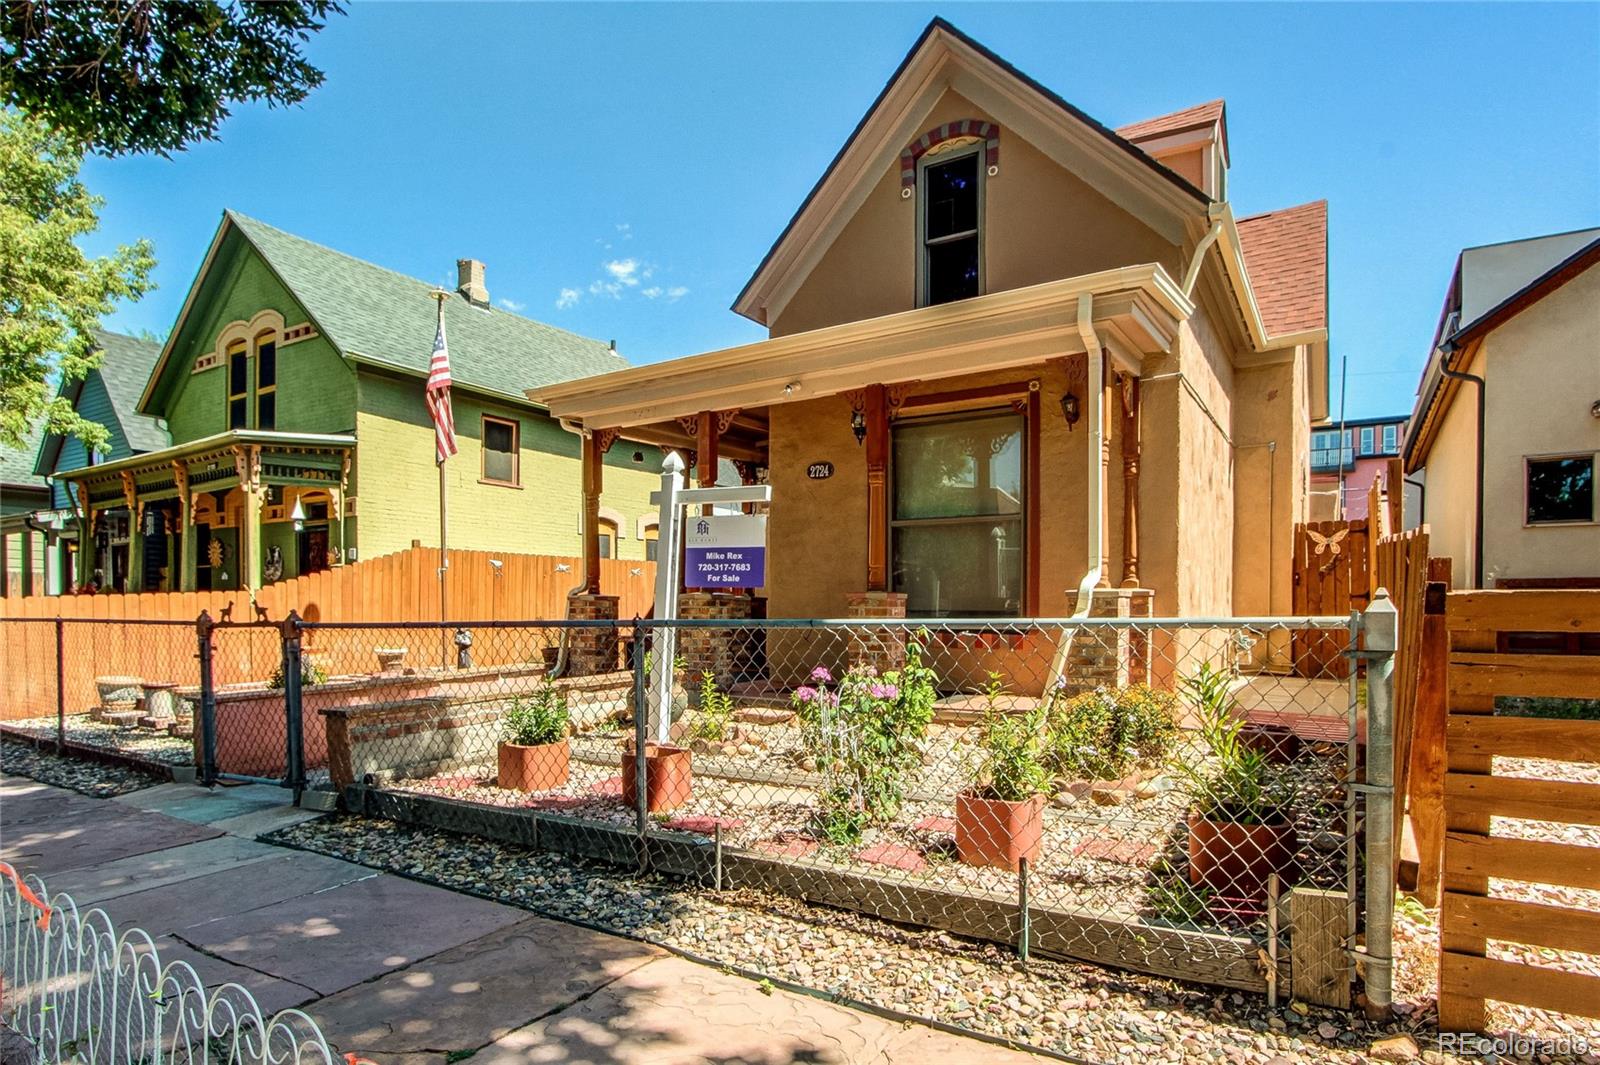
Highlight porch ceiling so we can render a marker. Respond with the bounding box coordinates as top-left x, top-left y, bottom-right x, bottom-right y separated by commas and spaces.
533, 264, 1191, 430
